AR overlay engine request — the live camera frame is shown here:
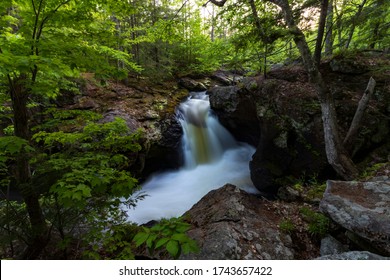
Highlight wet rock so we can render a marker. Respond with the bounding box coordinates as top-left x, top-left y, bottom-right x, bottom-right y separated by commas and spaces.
317, 251, 389, 260
209, 78, 328, 195
248, 78, 327, 195
178, 78, 207, 92
180, 184, 295, 260
142, 116, 183, 176
208, 85, 260, 146
211, 70, 242, 85
319, 179, 390, 256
